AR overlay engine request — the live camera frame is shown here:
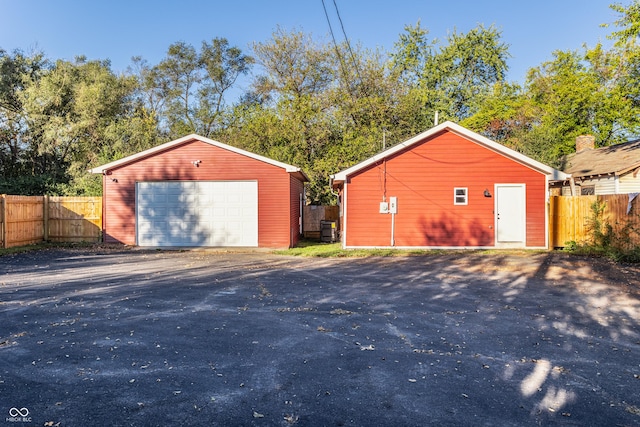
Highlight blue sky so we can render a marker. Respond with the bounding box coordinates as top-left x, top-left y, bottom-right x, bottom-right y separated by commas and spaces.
0, 0, 617, 88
